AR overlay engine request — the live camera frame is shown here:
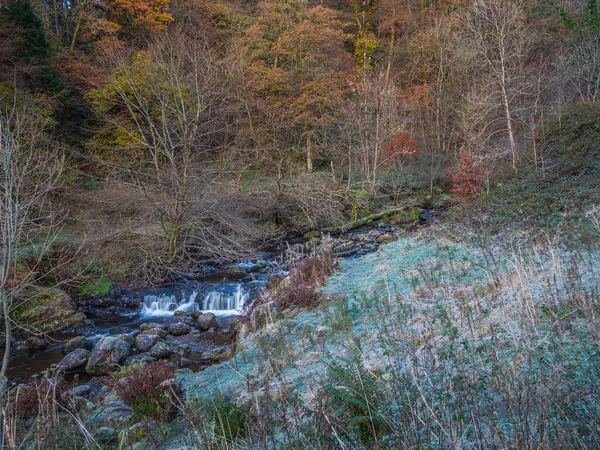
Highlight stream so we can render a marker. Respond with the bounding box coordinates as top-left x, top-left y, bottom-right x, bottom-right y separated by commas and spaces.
7, 264, 275, 384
